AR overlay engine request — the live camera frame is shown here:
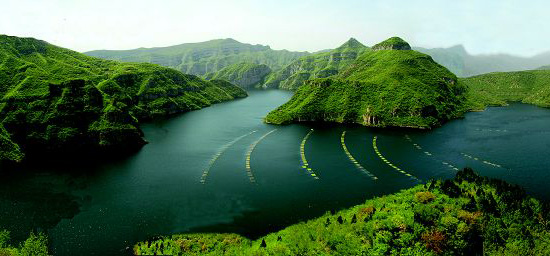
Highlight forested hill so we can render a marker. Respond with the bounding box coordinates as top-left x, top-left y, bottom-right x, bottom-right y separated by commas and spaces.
461, 69, 550, 110
265, 37, 466, 129
134, 168, 550, 255
262, 38, 369, 90
85, 38, 308, 77
0, 35, 246, 163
